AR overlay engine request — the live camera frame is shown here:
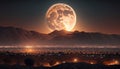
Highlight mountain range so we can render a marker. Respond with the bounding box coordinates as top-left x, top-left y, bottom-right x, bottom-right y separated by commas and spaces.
0, 26, 120, 46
